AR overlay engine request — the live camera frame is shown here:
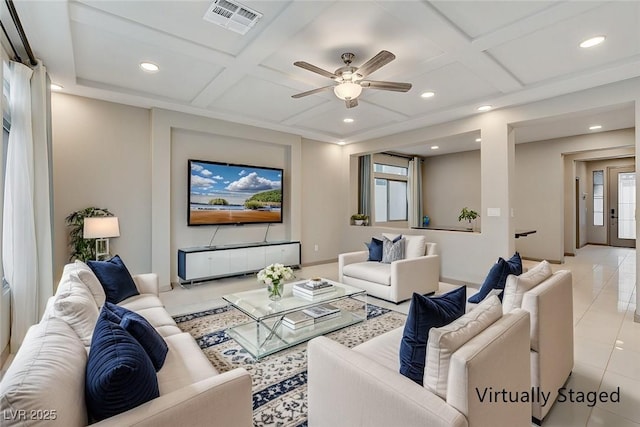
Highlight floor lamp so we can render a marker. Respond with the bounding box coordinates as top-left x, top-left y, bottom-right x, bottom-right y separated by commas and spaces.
83, 217, 120, 260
